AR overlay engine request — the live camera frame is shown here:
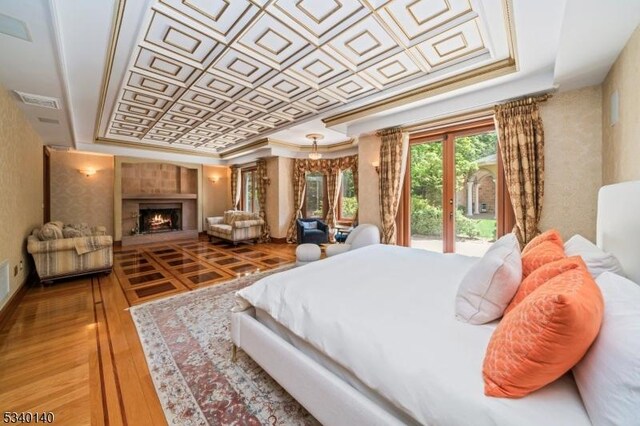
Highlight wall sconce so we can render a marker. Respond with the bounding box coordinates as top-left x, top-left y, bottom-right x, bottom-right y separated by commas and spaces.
208, 176, 218, 184
78, 168, 96, 177
372, 161, 380, 174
